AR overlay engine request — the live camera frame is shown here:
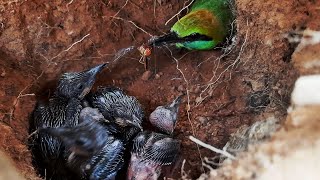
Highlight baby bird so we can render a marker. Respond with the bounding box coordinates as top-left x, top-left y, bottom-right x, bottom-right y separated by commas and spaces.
39, 107, 125, 180
149, 94, 184, 135
38, 107, 109, 157
127, 131, 180, 180
85, 138, 125, 180
148, 0, 234, 50
29, 63, 106, 179
88, 86, 144, 141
